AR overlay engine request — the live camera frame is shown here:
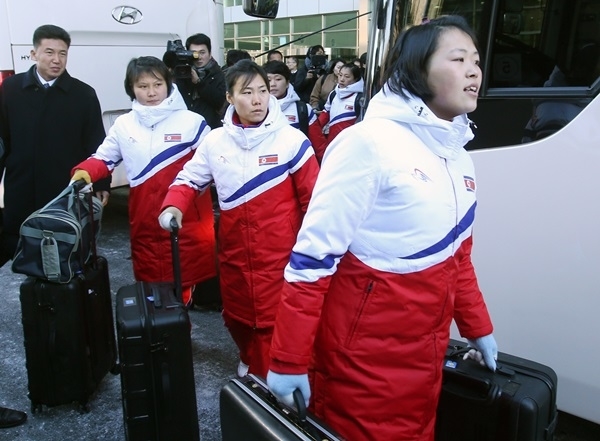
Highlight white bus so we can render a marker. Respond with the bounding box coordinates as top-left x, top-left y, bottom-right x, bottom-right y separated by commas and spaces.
256, 0, 600, 426
0, 0, 252, 187
363, 0, 600, 425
